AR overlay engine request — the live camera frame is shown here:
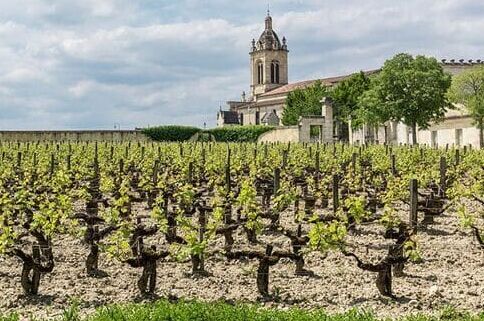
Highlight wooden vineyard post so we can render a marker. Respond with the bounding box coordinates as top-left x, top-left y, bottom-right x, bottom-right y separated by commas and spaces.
225, 163, 231, 194
198, 208, 206, 274
253, 147, 257, 163
282, 149, 288, 168
119, 158, 124, 175
200, 148, 205, 166
188, 161, 194, 184
17, 151, 21, 168
67, 154, 71, 171
391, 154, 397, 176
409, 179, 418, 233
50, 154, 55, 178
273, 168, 281, 194
315, 150, 320, 185
332, 174, 339, 214
455, 149, 460, 166
225, 147, 231, 193
439, 156, 447, 198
